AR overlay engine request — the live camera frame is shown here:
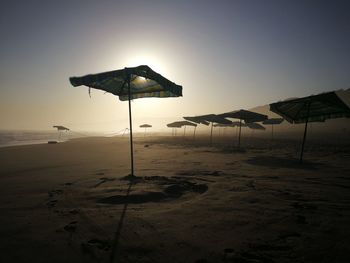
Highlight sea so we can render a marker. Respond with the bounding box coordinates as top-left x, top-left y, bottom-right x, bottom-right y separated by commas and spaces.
0, 130, 100, 148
